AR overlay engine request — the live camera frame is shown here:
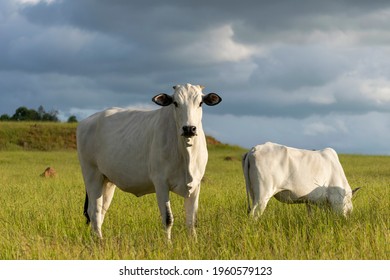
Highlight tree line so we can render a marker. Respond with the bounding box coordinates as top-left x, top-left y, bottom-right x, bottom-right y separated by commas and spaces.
0, 105, 77, 123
